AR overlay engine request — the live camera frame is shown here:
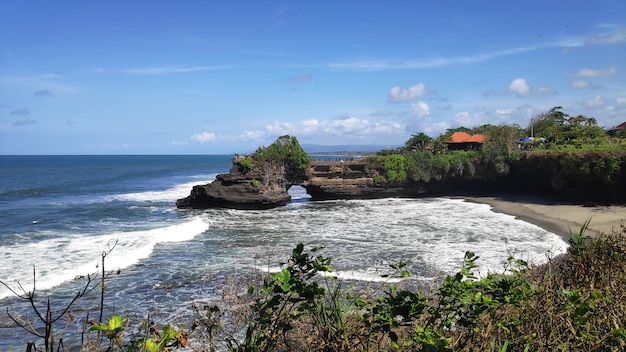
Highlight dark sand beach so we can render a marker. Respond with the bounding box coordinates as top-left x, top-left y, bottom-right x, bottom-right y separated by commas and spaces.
463, 194, 626, 241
